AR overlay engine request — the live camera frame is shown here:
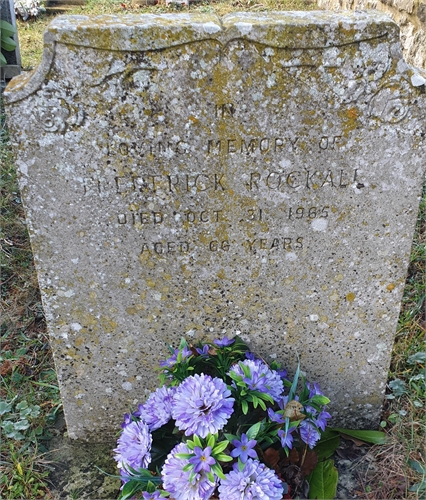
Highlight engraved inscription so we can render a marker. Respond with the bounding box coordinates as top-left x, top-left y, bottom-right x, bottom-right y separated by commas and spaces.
215, 103, 236, 118
244, 237, 303, 253
248, 169, 358, 190
115, 173, 227, 195
207, 137, 298, 155
288, 206, 329, 220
